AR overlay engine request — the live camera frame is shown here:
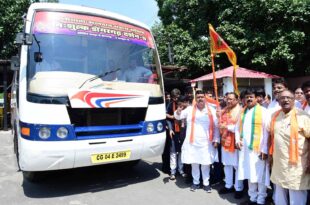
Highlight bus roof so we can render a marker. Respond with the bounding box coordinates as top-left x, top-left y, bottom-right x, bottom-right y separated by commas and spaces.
28, 3, 151, 31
